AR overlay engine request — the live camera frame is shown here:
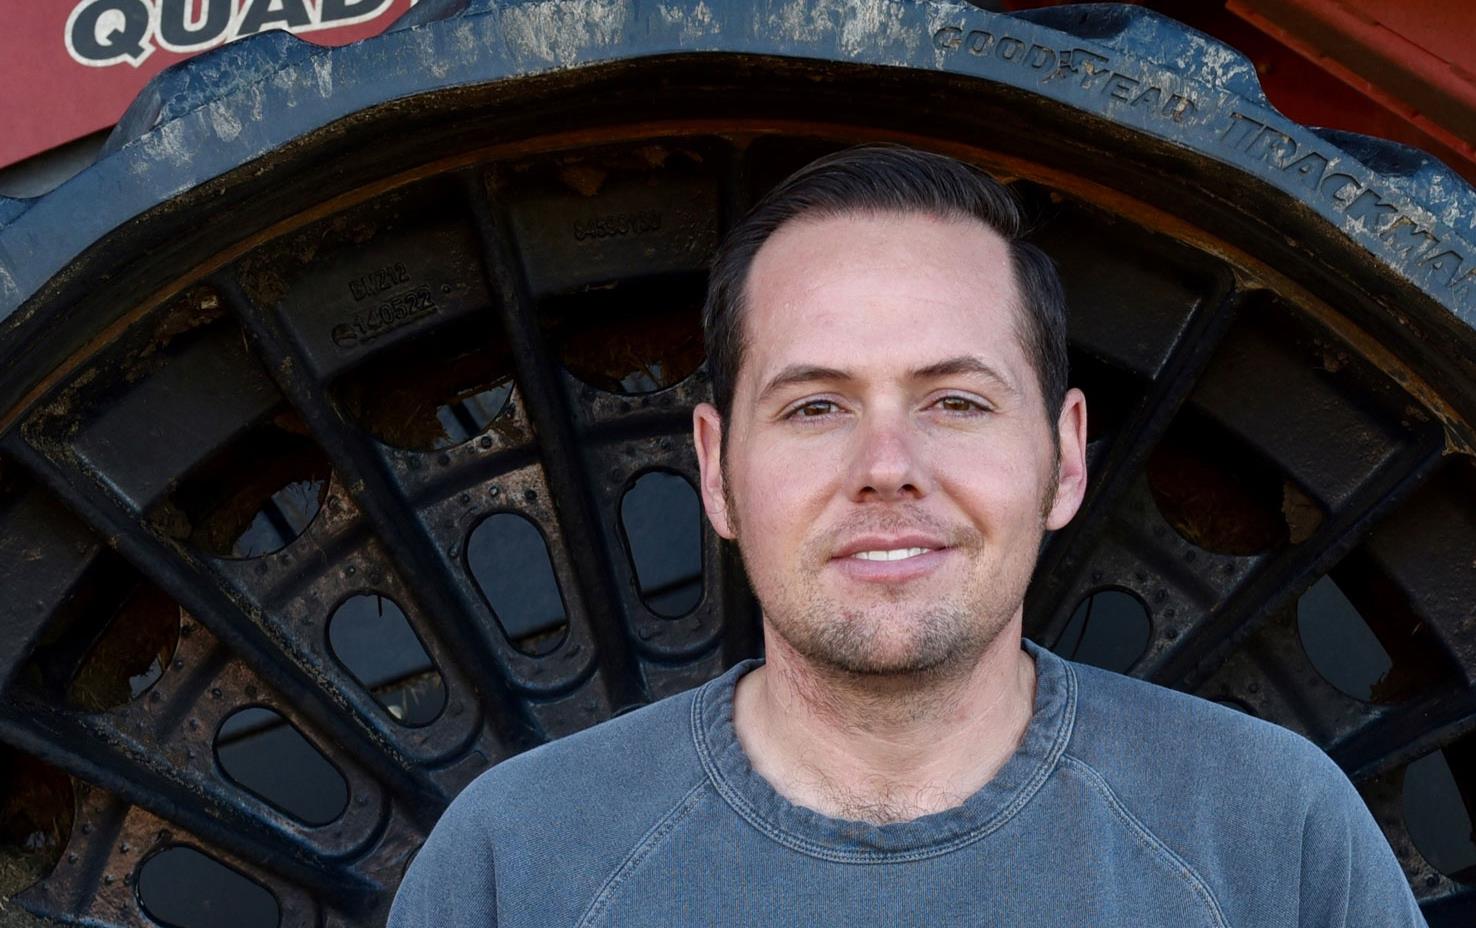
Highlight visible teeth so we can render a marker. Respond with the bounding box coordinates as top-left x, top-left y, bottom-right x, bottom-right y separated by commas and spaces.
851, 547, 931, 561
